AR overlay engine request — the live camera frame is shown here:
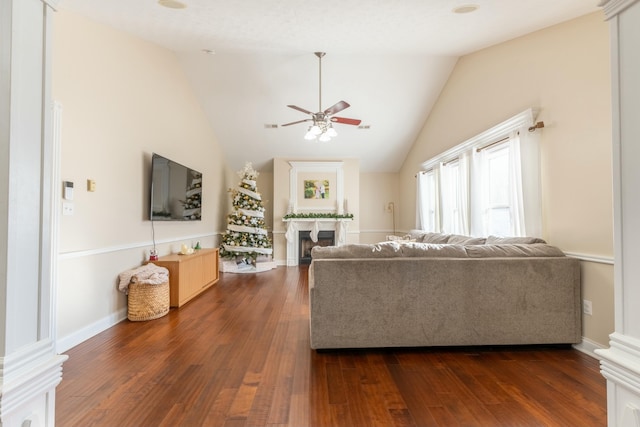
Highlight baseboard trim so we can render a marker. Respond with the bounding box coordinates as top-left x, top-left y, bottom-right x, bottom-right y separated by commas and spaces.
56, 308, 127, 353
574, 337, 607, 359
